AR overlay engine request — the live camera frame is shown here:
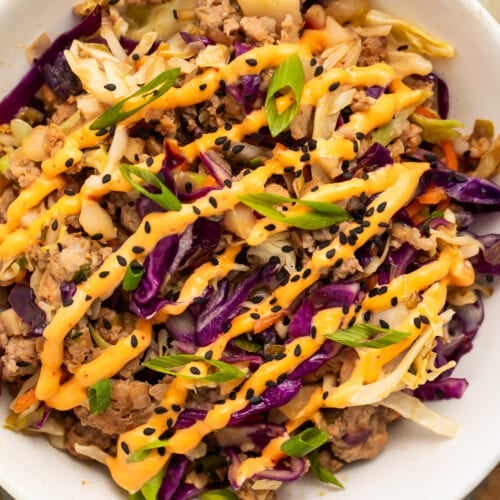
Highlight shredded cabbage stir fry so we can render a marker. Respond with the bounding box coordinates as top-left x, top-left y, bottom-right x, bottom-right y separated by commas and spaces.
0, 1, 499, 499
